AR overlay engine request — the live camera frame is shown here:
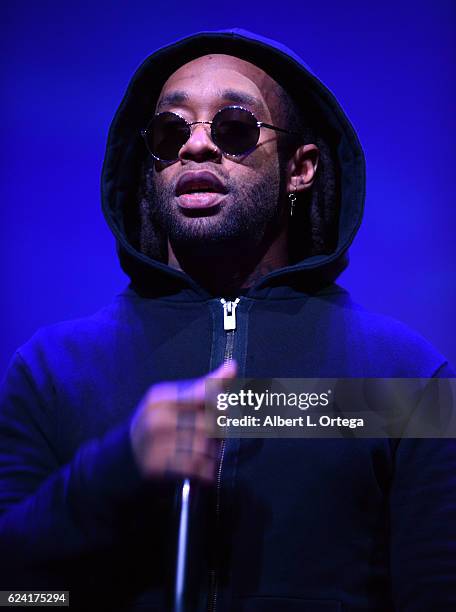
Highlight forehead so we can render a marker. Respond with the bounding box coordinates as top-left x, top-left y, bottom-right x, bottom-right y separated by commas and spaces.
156, 54, 282, 117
